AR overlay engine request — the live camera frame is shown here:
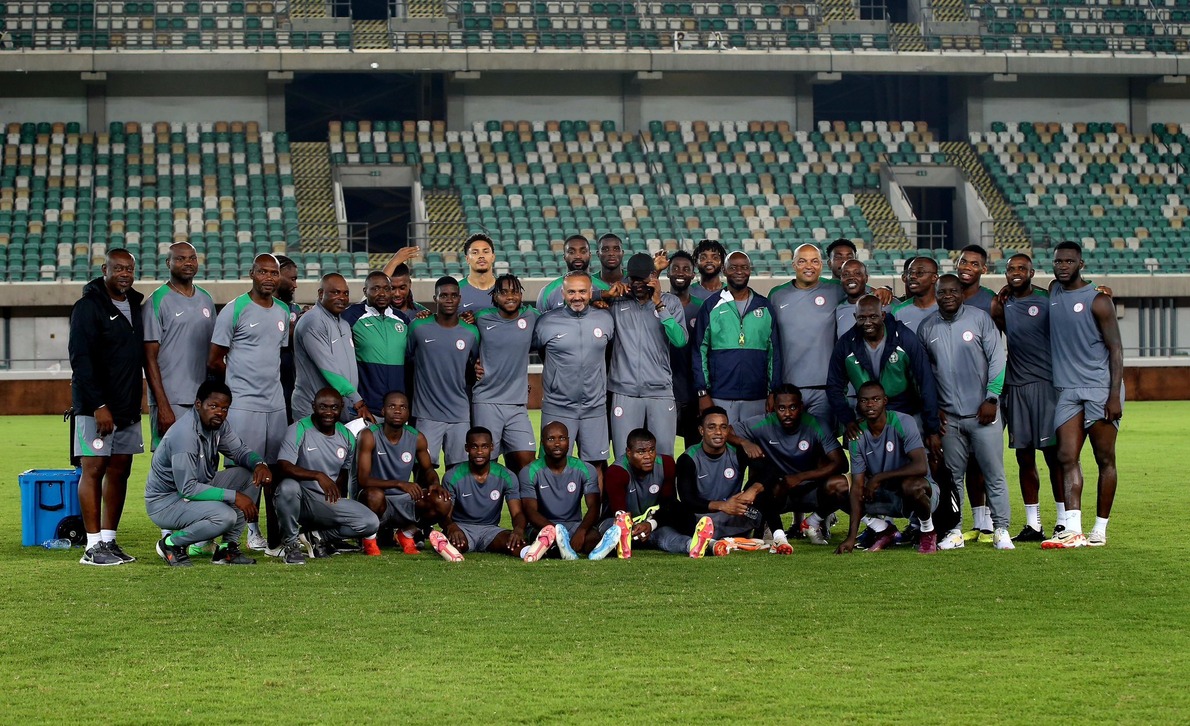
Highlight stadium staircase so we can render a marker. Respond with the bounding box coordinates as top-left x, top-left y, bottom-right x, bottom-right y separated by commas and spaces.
351, 19, 390, 48
405, 0, 447, 18
929, 0, 969, 22
855, 192, 910, 249
289, 0, 328, 19
291, 141, 340, 253
940, 139, 1030, 250
818, 0, 857, 22
424, 191, 466, 253
891, 22, 927, 51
